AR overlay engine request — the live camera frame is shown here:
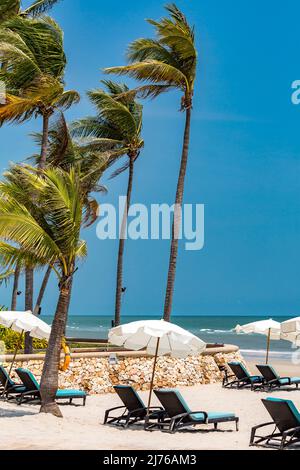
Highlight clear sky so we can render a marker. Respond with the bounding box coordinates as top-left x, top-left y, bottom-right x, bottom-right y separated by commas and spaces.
1, 0, 300, 317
